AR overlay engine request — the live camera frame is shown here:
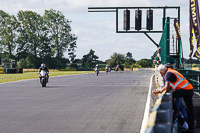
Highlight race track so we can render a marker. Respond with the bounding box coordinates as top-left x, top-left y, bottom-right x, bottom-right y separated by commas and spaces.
0, 71, 153, 133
